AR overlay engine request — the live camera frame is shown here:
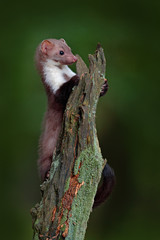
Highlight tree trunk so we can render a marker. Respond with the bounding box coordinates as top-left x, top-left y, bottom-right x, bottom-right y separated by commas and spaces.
31, 44, 107, 240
